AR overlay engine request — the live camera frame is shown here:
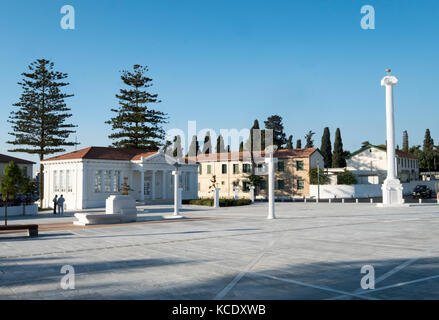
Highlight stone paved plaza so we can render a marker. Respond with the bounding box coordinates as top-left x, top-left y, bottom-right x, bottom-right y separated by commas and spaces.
1, 202, 439, 300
